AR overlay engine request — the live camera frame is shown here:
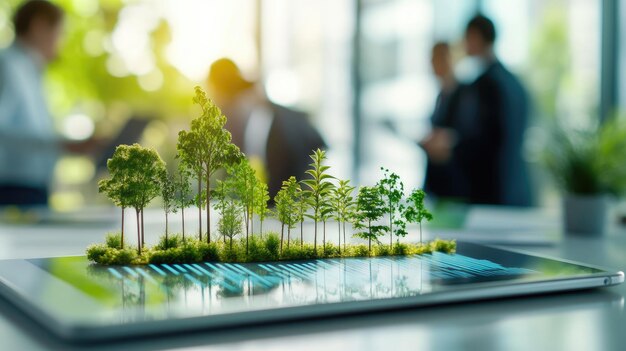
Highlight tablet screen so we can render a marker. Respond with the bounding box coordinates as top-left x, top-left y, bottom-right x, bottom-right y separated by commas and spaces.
19, 242, 603, 326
